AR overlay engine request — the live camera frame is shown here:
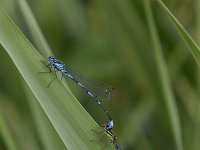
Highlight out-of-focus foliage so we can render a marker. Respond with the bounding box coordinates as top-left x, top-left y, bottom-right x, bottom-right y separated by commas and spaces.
0, 0, 200, 150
